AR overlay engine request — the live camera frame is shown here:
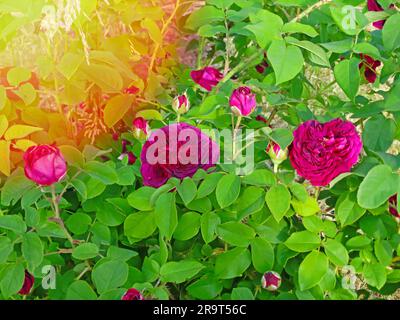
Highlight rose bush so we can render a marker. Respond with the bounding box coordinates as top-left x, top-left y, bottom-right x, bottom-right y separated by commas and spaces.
0, 0, 399, 301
